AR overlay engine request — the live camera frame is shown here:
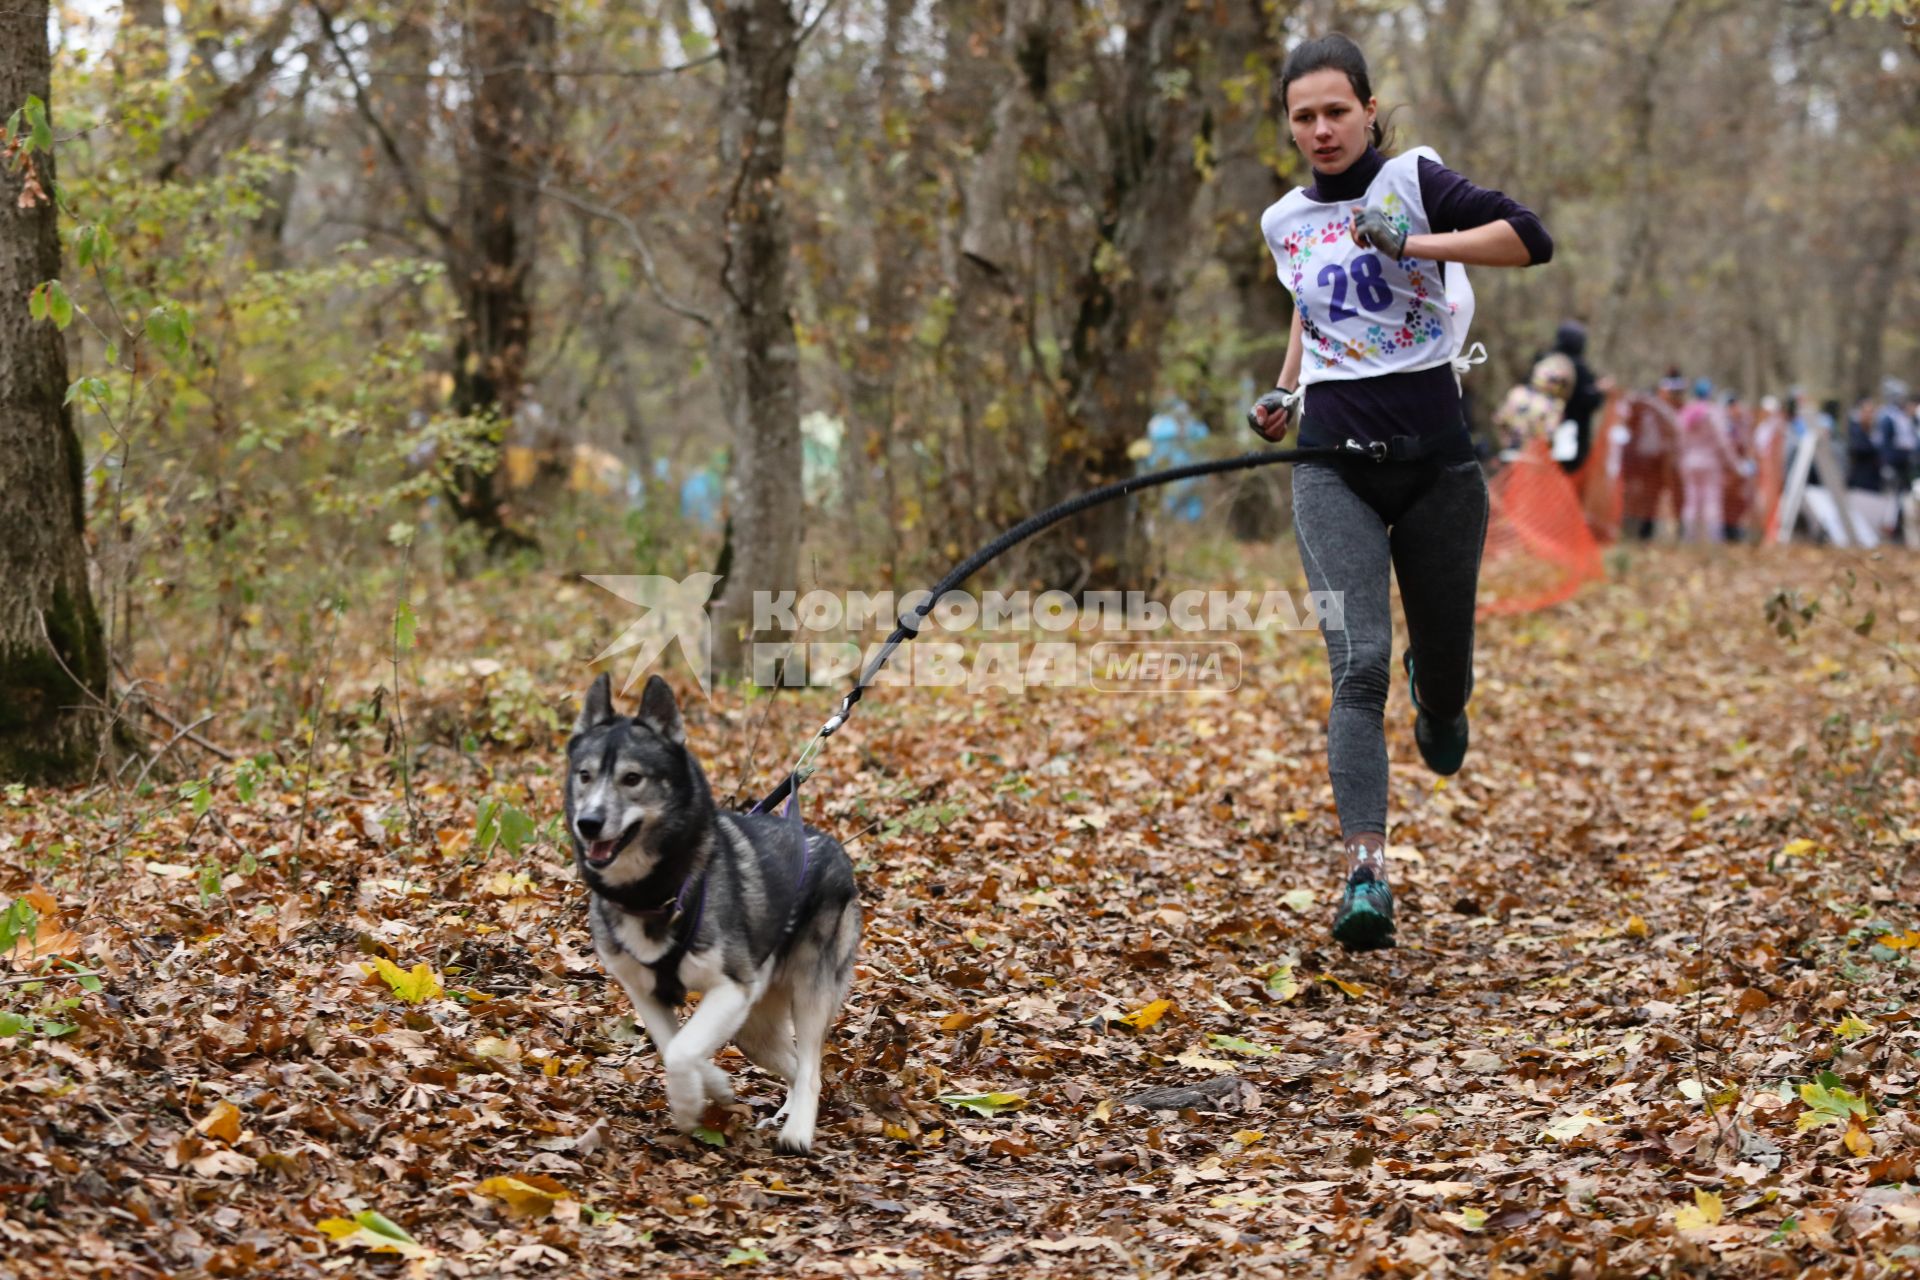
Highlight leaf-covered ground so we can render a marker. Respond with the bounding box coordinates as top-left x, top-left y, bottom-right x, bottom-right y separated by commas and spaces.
3, 545, 1918, 1278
